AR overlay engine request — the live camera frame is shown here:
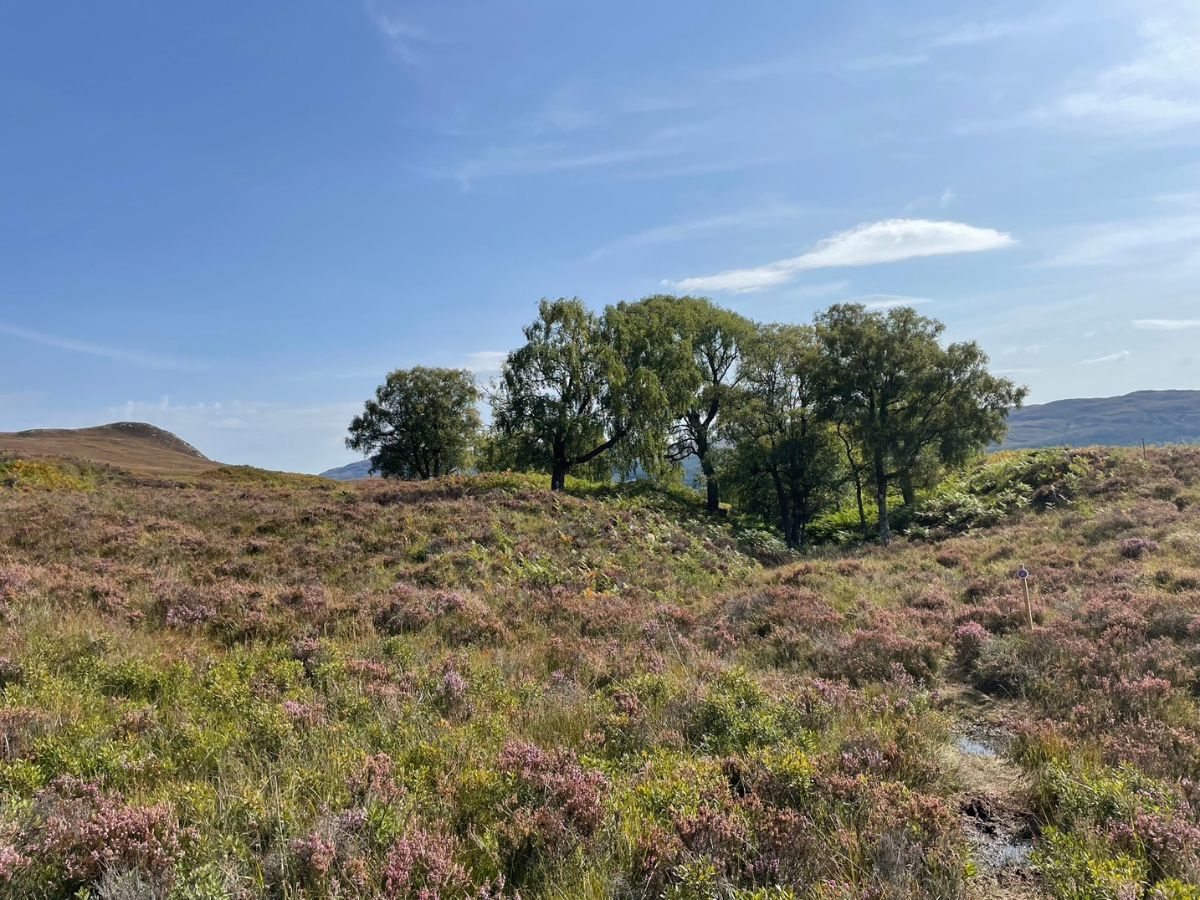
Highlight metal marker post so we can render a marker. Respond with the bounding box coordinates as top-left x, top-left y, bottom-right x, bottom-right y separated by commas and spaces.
1017, 565, 1032, 628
